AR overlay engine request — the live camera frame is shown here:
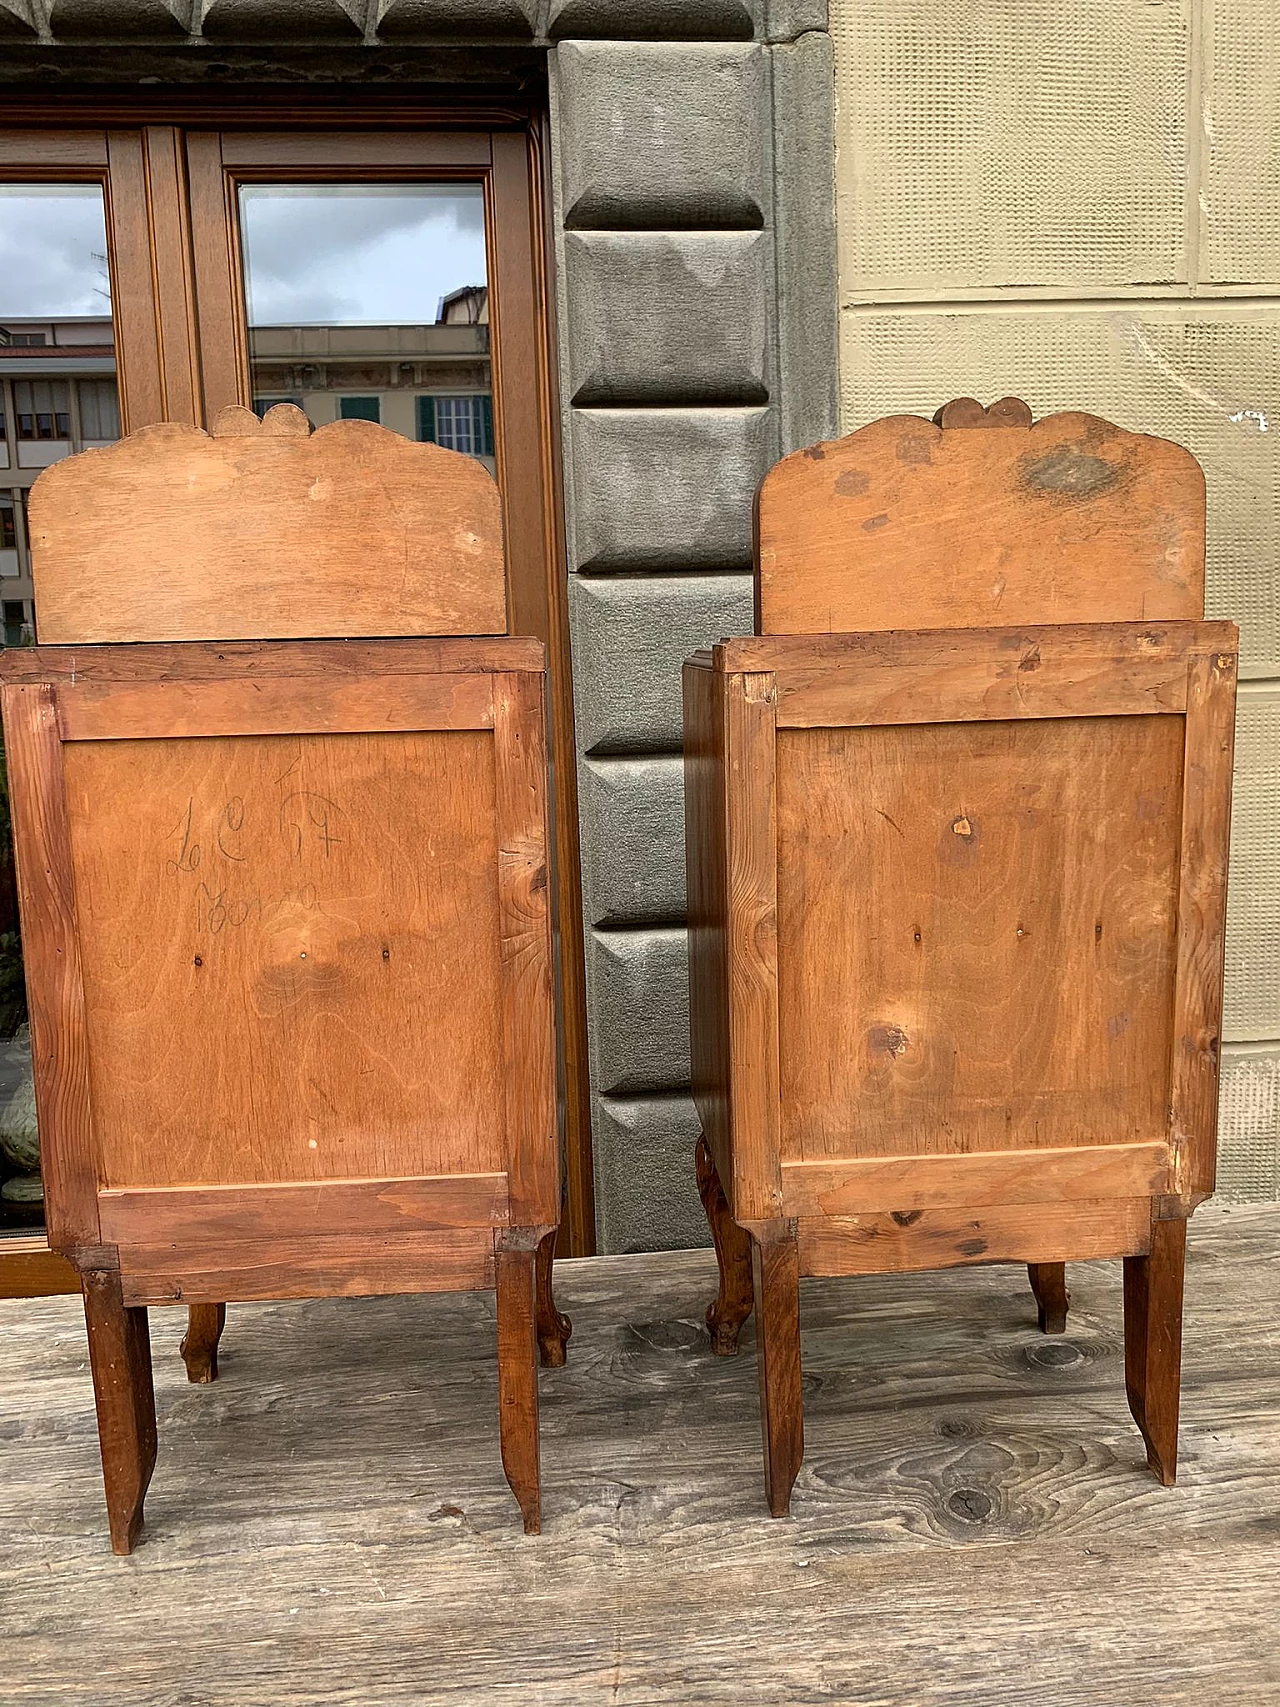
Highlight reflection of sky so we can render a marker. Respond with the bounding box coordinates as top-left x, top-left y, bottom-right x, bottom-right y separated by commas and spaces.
0, 185, 112, 317
240, 184, 487, 326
